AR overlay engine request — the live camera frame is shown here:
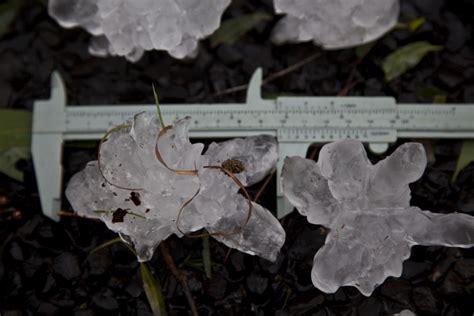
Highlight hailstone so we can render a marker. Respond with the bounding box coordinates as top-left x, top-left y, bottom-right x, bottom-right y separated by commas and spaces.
271, 0, 400, 49
48, 0, 231, 62
282, 139, 474, 295
66, 112, 285, 262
